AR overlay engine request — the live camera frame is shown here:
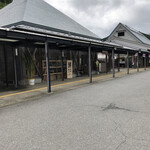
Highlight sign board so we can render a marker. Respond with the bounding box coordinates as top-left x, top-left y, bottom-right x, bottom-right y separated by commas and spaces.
102, 51, 108, 55
135, 53, 138, 57
97, 53, 106, 59
143, 54, 146, 58
67, 60, 73, 79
